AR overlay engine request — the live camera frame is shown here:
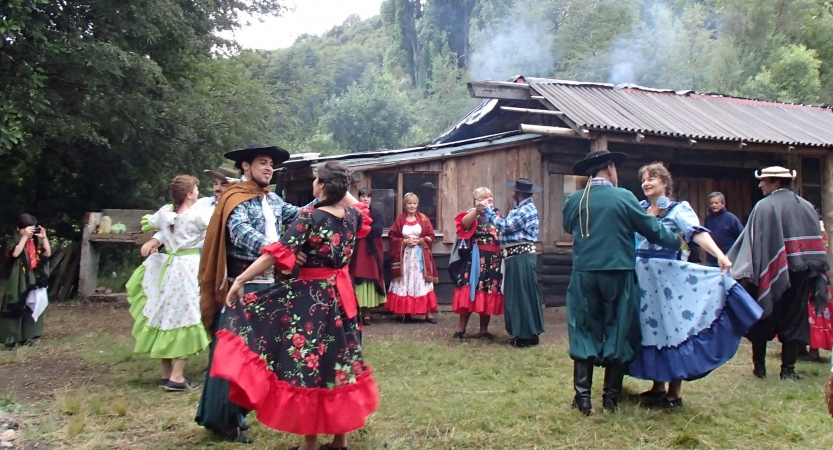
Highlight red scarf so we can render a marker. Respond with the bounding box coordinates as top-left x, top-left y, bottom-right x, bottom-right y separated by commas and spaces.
388, 211, 439, 283
25, 240, 38, 270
